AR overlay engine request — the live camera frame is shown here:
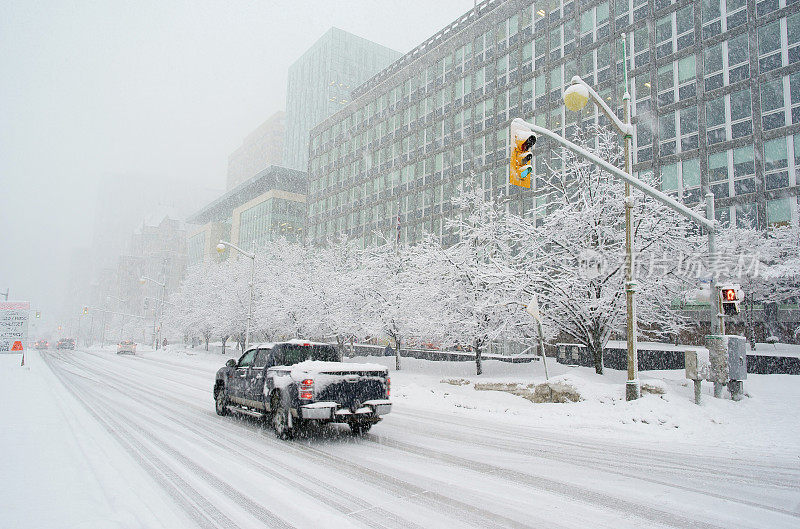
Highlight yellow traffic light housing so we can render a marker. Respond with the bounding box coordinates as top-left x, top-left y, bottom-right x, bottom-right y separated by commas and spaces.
510, 118, 536, 188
